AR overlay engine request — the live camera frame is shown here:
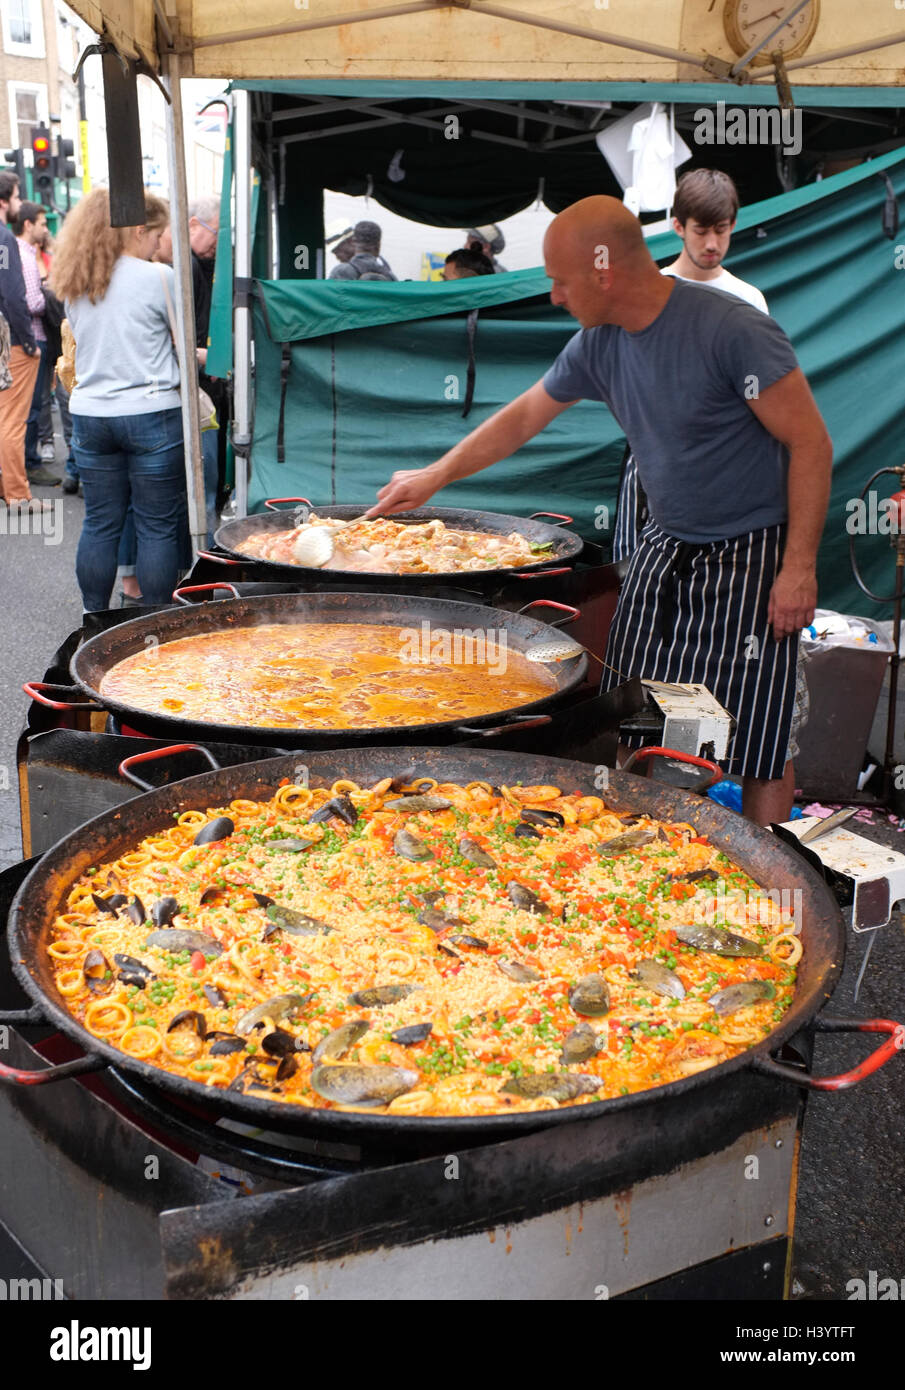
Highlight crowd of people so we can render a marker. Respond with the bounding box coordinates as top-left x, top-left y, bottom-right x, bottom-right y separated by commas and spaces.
325, 218, 506, 280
